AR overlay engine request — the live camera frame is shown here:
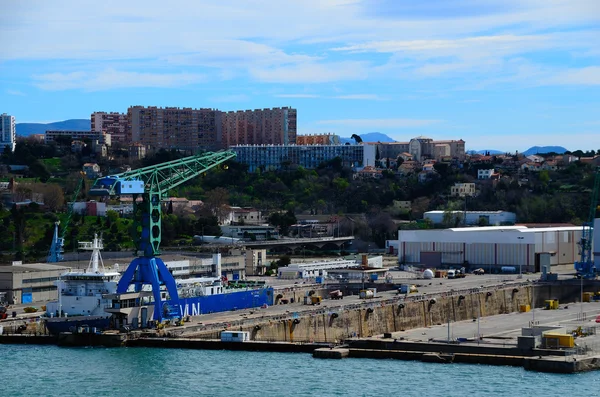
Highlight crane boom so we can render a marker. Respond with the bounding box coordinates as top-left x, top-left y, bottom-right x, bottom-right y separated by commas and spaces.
89, 150, 236, 322
90, 150, 236, 257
